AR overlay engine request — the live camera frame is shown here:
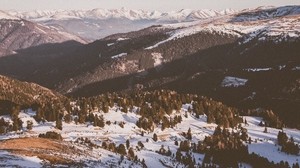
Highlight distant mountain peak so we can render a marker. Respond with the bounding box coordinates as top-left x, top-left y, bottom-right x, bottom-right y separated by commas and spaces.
0, 10, 20, 20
